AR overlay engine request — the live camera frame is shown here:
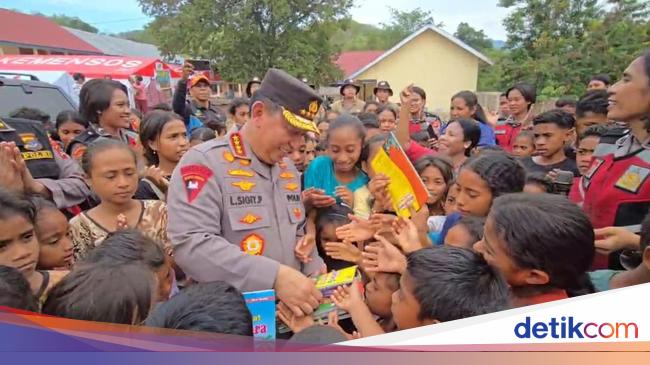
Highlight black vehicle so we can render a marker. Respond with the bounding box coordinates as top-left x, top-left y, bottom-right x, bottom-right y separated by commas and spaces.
0, 75, 78, 121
